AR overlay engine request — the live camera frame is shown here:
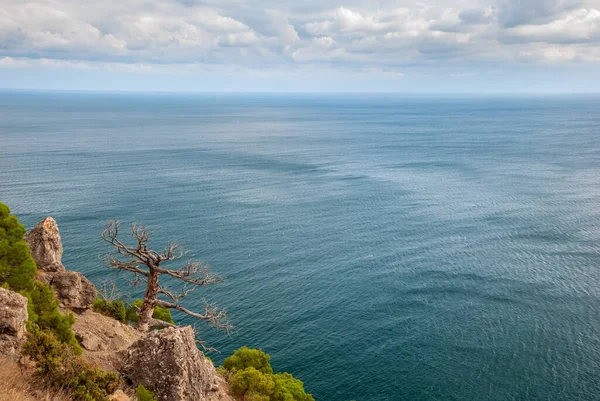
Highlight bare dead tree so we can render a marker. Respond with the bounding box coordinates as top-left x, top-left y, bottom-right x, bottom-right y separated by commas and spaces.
101, 220, 231, 332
